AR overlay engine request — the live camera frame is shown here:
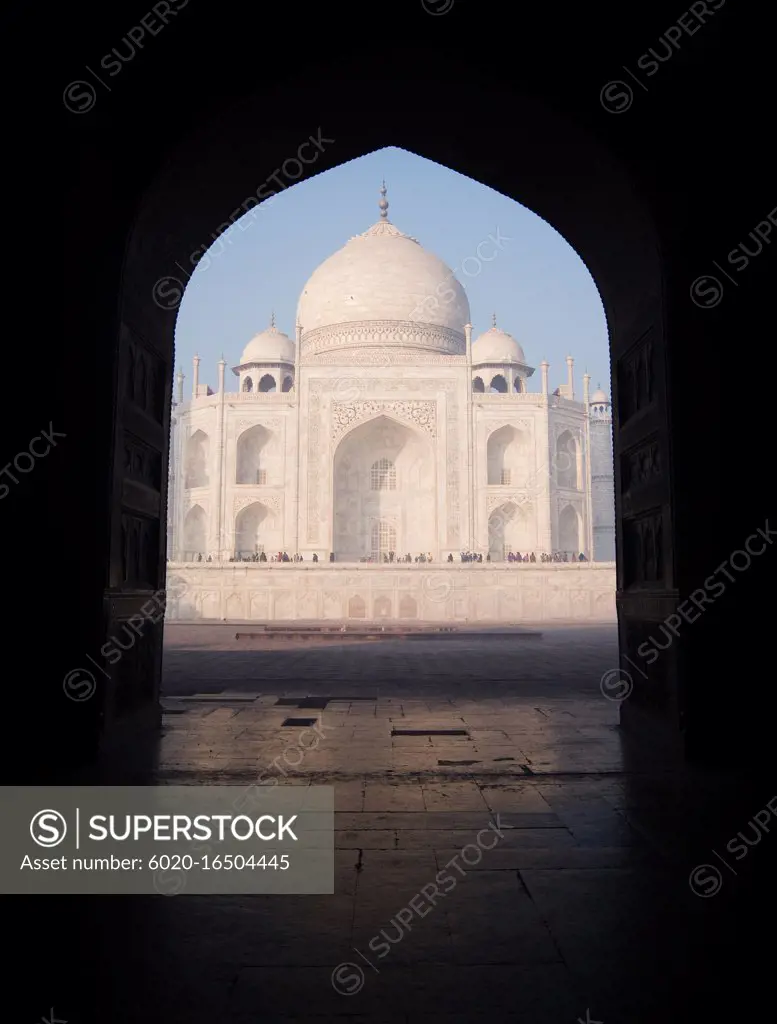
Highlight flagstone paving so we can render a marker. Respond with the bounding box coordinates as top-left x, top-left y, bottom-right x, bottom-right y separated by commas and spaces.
47, 623, 769, 1023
